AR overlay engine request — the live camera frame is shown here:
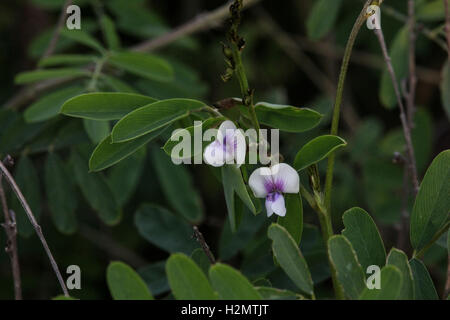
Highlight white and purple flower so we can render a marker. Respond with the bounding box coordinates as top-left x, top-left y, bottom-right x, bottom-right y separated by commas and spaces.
203, 120, 246, 167
249, 163, 299, 217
